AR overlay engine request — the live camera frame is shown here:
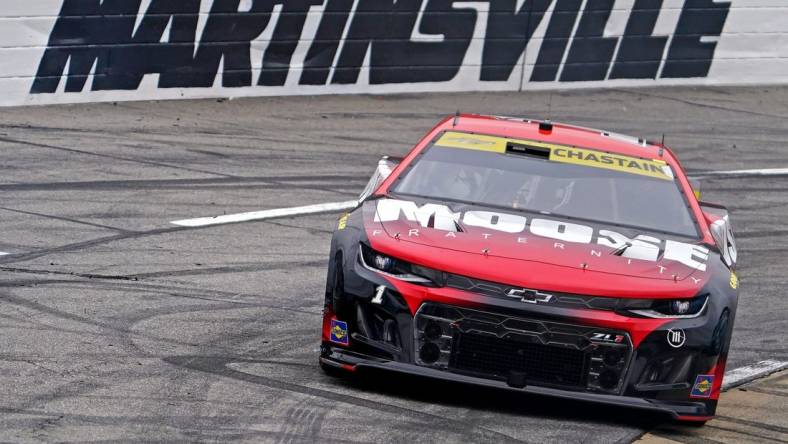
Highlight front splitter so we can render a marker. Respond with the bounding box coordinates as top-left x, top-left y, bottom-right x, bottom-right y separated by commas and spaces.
321, 347, 710, 420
